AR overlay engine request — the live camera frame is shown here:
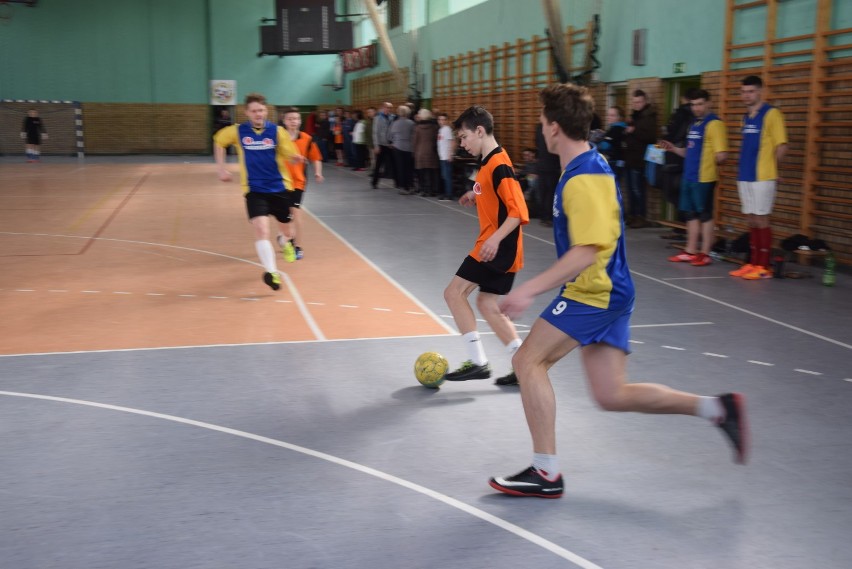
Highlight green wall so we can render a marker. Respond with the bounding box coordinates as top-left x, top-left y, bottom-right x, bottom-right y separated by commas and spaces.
2, 0, 848, 105
0, 0, 347, 105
